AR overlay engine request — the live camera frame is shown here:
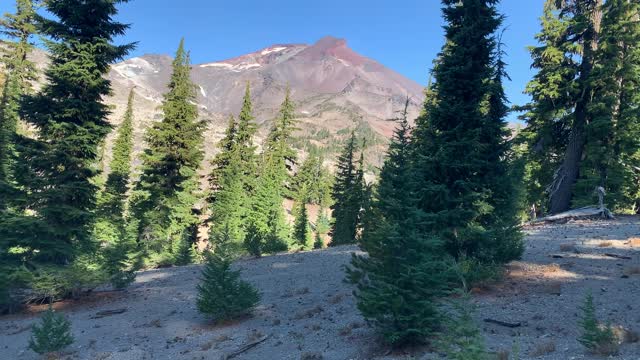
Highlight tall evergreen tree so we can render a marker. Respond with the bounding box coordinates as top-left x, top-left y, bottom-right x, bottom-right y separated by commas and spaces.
292, 187, 312, 249
330, 132, 365, 246
208, 117, 246, 250
235, 83, 259, 196
0, 0, 38, 210
412, 0, 522, 264
98, 88, 135, 221
520, 0, 640, 214
208, 85, 264, 255
10, 0, 133, 264
546, 0, 603, 213
575, 0, 640, 210
131, 39, 203, 261
209, 115, 237, 196
291, 150, 332, 206
516, 0, 576, 215
243, 89, 297, 254
348, 99, 450, 345
95, 89, 137, 287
